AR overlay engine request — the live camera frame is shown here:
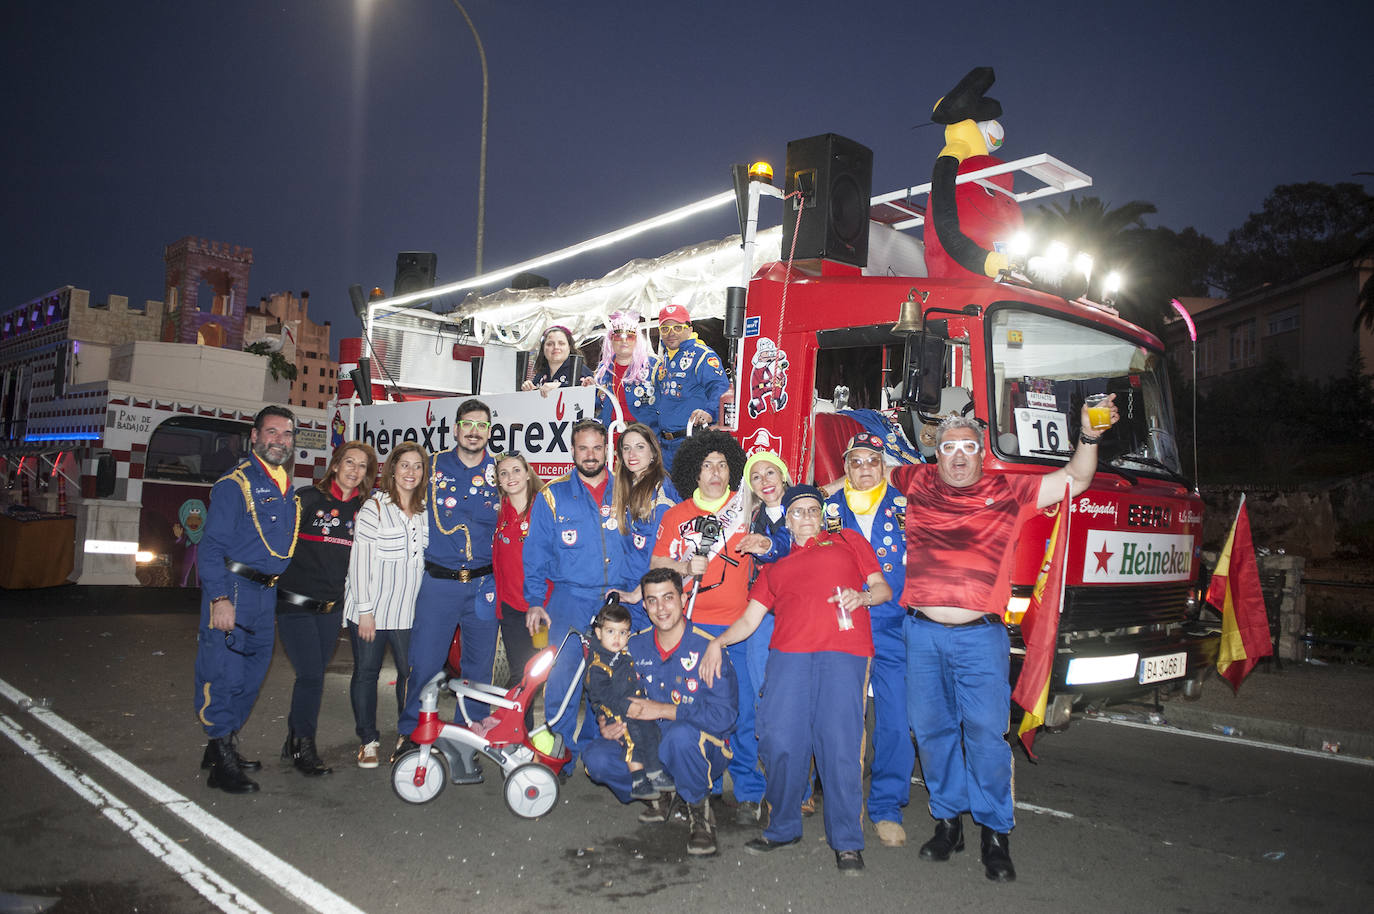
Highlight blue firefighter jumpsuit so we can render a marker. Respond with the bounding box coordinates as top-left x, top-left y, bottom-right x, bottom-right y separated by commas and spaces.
398, 447, 499, 733
194, 458, 300, 738
652, 337, 730, 471
583, 624, 738, 805
523, 470, 635, 762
